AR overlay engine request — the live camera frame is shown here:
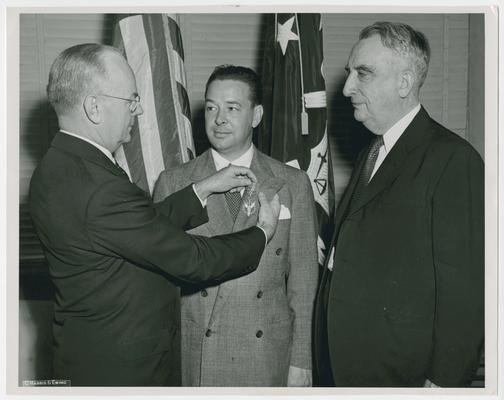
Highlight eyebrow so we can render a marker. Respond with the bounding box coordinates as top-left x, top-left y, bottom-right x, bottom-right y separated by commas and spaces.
345, 64, 375, 74
205, 99, 242, 107
355, 64, 375, 74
